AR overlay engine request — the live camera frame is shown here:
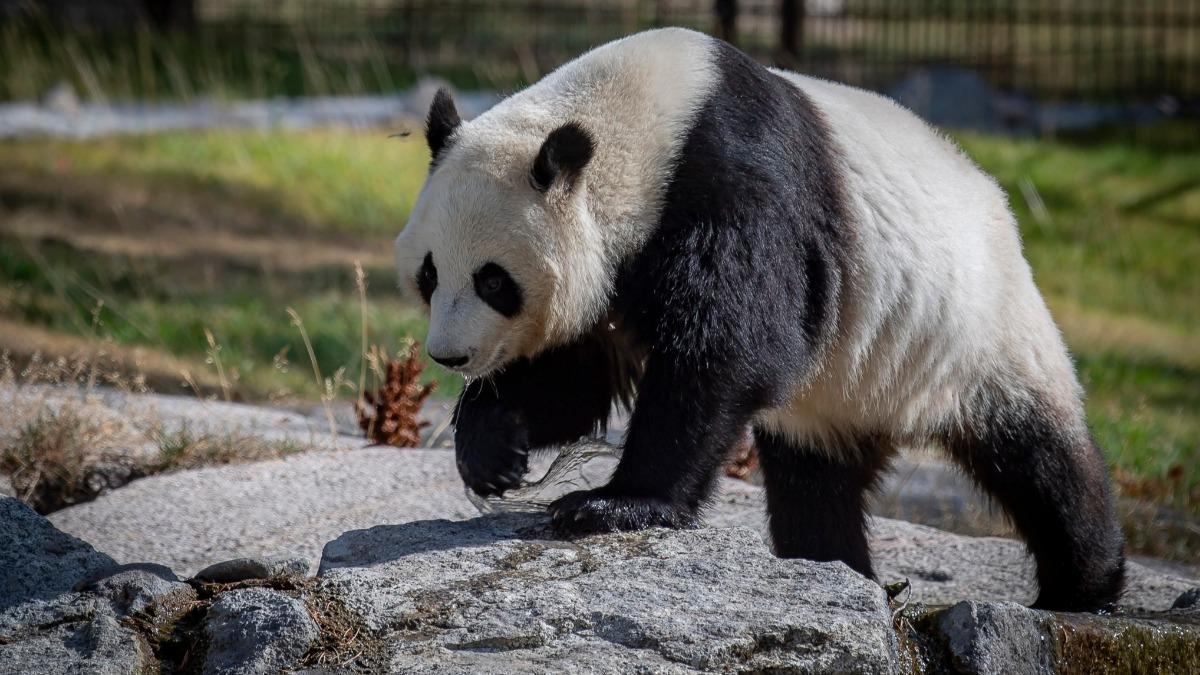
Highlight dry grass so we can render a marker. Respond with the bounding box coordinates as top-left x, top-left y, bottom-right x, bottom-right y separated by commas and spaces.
0, 407, 129, 513
1, 407, 307, 514
0, 352, 309, 513
149, 426, 306, 474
